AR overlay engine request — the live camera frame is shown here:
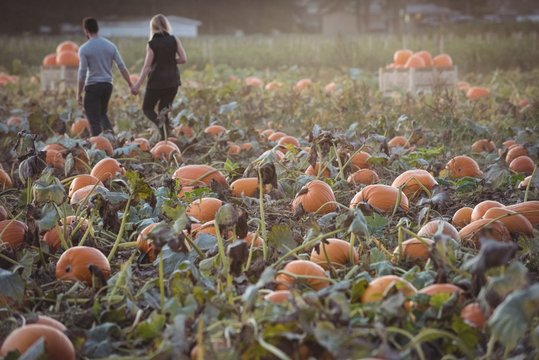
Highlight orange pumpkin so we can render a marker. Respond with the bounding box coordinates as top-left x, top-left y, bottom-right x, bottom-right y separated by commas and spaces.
0, 324, 75, 360
362, 275, 417, 303
458, 219, 511, 246
419, 283, 463, 297
471, 200, 504, 222
33, 315, 68, 332
136, 223, 159, 261
244, 232, 264, 247
56, 51, 79, 67
55, 246, 111, 285
204, 125, 226, 138
56, 40, 78, 53
69, 184, 108, 205
391, 169, 438, 199
43, 53, 58, 66
506, 145, 528, 164
509, 155, 535, 174
230, 177, 261, 197
305, 163, 331, 178
0, 219, 28, 250
347, 169, 379, 185
294, 78, 312, 92
388, 136, 410, 149
70, 118, 90, 137
42, 143, 66, 152
90, 158, 124, 182
350, 151, 371, 170
482, 207, 534, 236
44, 150, 65, 170
446, 156, 483, 178
324, 82, 337, 94
460, 303, 488, 328
310, 238, 358, 268
394, 238, 434, 264
415, 50, 433, 67
259, 129, 275, 140
173, 124, 194, 138
292, 180, 337, 214
457, 81, 471, 92
150, 143, 181, 161
466, 87, 490, 101
393, 49, 414, 66
267, 131, 287, 142
350, 184, 409, 213
433, 54, 453, 68
265, 81, 283, 91
43, 226, 68, 252
471, 139, 496, 153
227, 142, 241, 156
277, 135, 300, 152
173, 165, 227, 187
89, 136, 113, 156
244, 76, 263, 88
404, 55, 426, 68
275, 260, 330, 291
264, 290, 291, 303
186, 197, 223, 222
132, 137, 151, 152
417, 220, 460, 241
452, 207, 473, 228
505, 201, 539, 226
68, 174, 103, 197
